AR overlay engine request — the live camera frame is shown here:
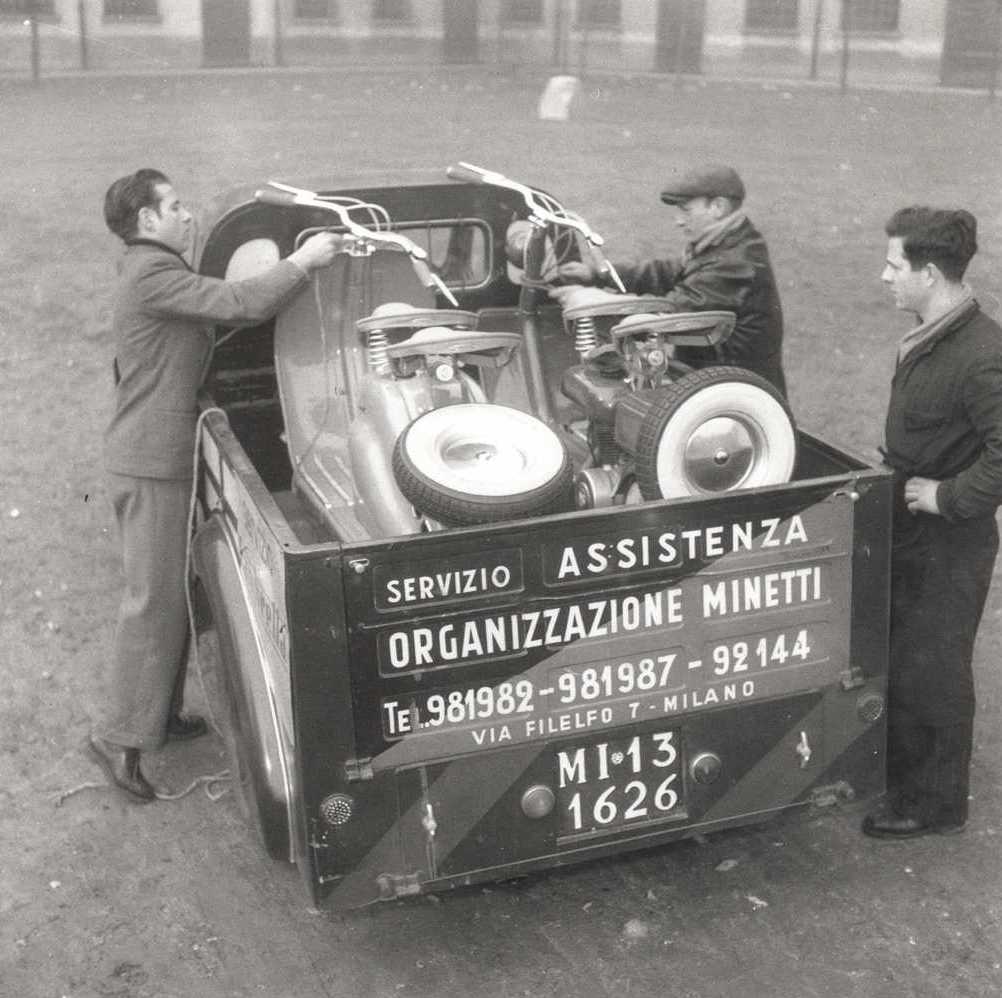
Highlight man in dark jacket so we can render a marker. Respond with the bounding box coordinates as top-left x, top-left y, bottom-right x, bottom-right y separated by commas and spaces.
553, 163, 787, 395
91, 168, 340, 802
863, 205, 1002, 839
